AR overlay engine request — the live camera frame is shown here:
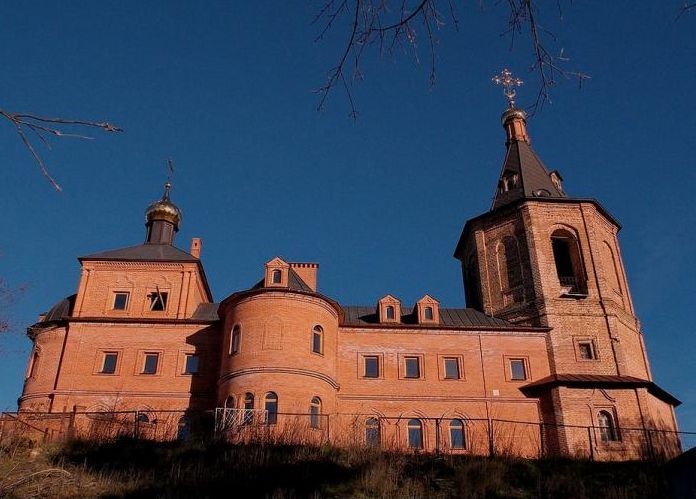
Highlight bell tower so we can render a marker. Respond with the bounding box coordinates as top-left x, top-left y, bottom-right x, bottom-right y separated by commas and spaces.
454, 69, 647, 379
453, 70, 681, 457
